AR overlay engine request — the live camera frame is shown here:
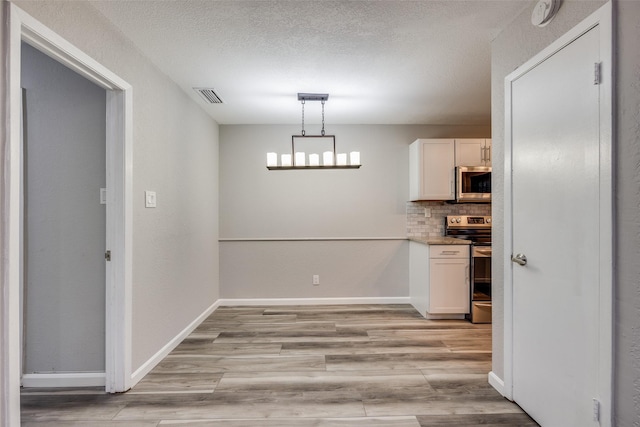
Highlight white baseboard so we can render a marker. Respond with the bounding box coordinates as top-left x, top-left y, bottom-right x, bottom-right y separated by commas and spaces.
22, 372, 106, 388
130, 299, 222, 387
488, 371, 506, 397
218, 297, 412, 306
